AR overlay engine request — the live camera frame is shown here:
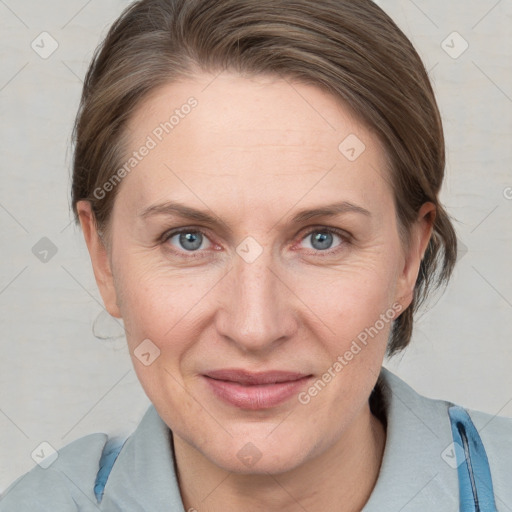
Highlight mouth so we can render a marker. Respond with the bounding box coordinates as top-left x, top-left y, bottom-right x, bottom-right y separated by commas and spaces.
202, 369, 313, 410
